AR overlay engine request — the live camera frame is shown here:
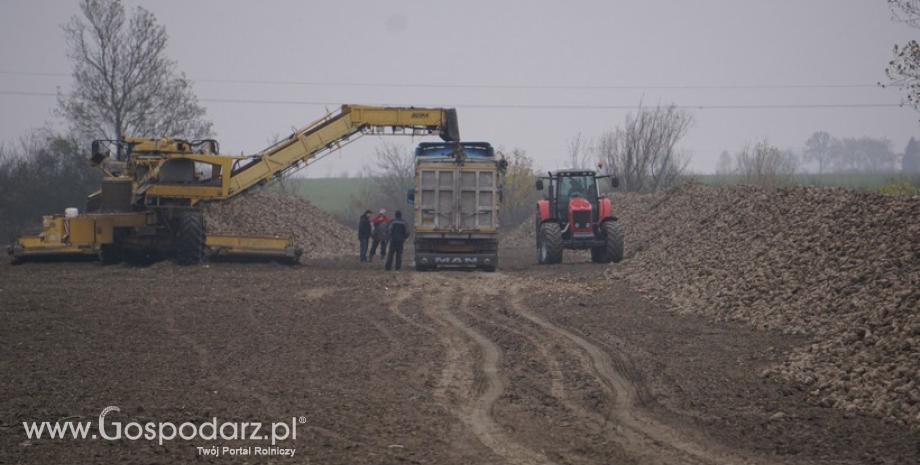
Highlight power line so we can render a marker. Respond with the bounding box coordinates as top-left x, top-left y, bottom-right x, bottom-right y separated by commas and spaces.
199, 98, 905, 110
0, 70, 882, 90
0, 90, 904, 110
0, 91, 59, 97
190, 80, 882, 91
